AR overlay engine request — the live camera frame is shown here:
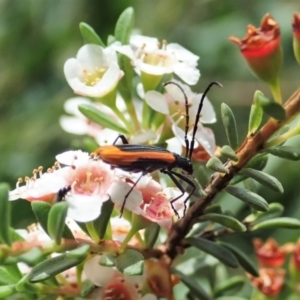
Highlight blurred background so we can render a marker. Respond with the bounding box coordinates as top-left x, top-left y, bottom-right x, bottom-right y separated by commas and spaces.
1, 0, 300, 248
